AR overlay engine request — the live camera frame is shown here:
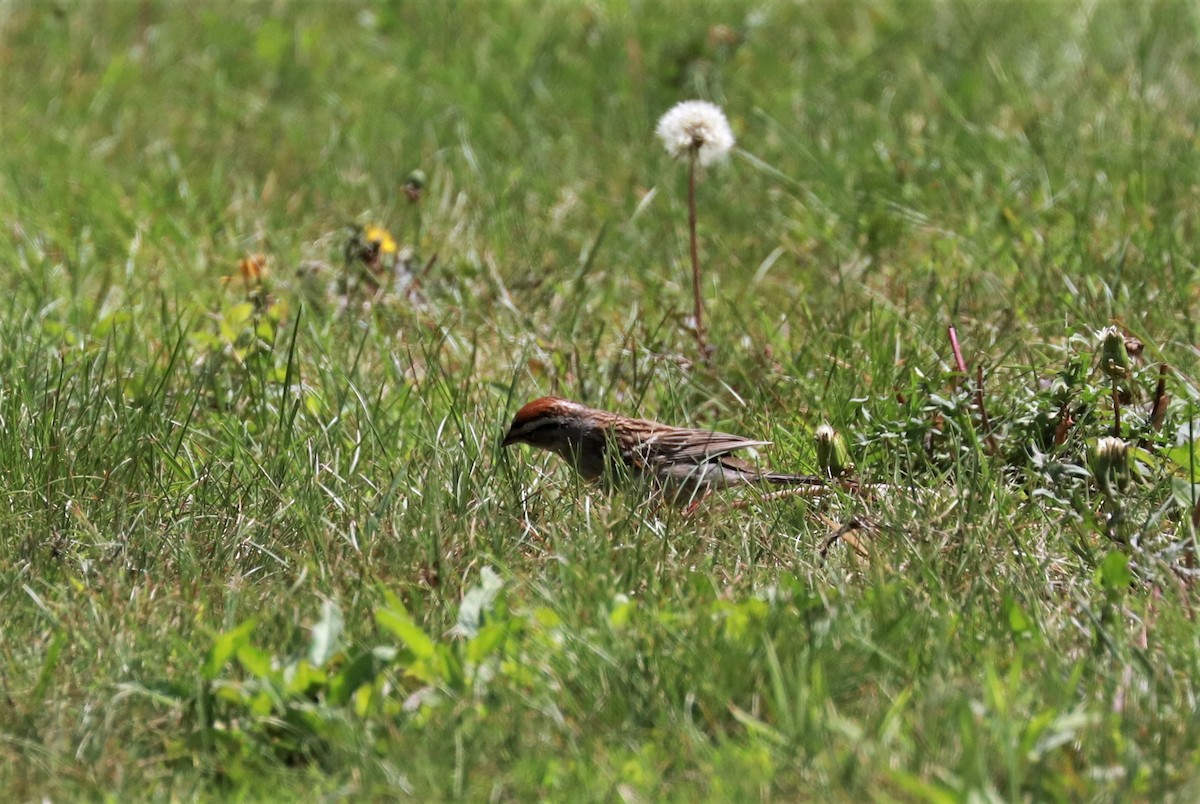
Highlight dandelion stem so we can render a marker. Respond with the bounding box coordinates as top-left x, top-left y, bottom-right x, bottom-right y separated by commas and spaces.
948, 325, 967, 383
688, 150, 705, 352
1112, 381, 1122, 437
1150, 363, 1170, 431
